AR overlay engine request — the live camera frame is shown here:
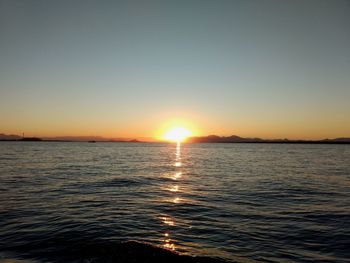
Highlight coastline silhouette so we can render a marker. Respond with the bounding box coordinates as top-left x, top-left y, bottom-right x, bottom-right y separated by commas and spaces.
1, 133, 349, 144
